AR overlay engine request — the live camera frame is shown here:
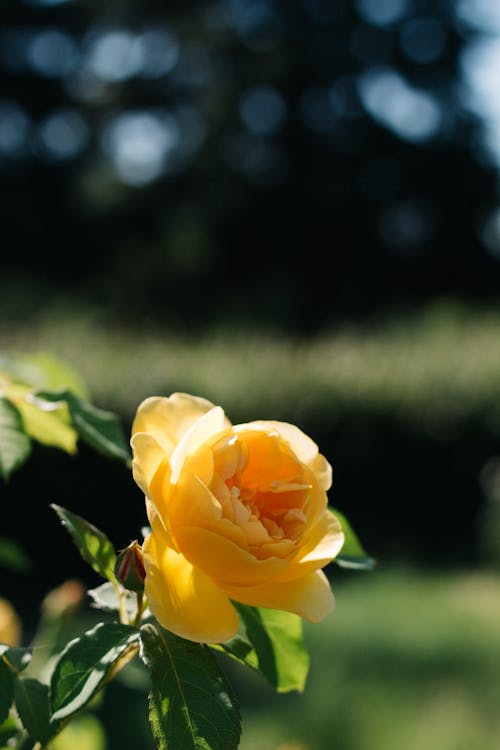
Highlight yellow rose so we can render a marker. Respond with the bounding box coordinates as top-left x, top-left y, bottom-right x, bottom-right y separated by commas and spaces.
131, 393, 344, 643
